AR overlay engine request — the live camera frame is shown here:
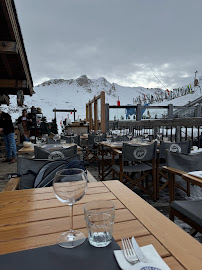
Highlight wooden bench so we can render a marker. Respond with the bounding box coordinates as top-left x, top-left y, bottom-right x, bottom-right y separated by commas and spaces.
2, 170, 97, 192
